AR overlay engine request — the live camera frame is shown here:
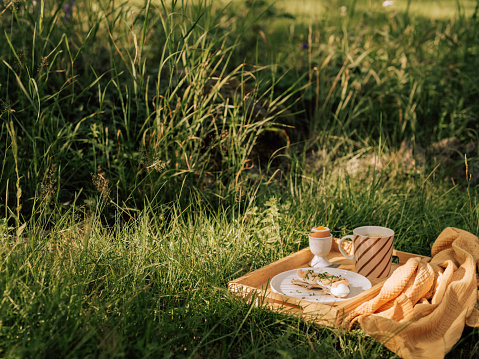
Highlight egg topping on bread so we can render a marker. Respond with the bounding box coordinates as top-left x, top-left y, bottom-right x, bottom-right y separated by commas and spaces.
291, 269, 350, 298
